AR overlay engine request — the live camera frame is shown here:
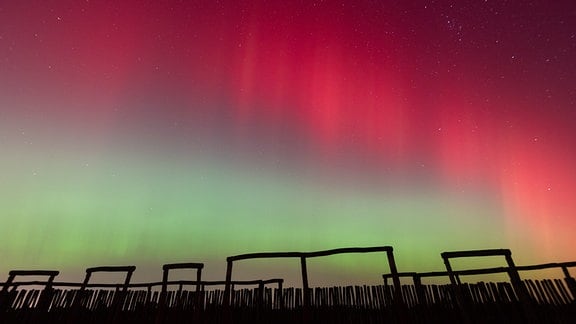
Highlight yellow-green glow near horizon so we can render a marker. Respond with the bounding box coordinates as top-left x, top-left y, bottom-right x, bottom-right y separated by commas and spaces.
0, 143, 516, 283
